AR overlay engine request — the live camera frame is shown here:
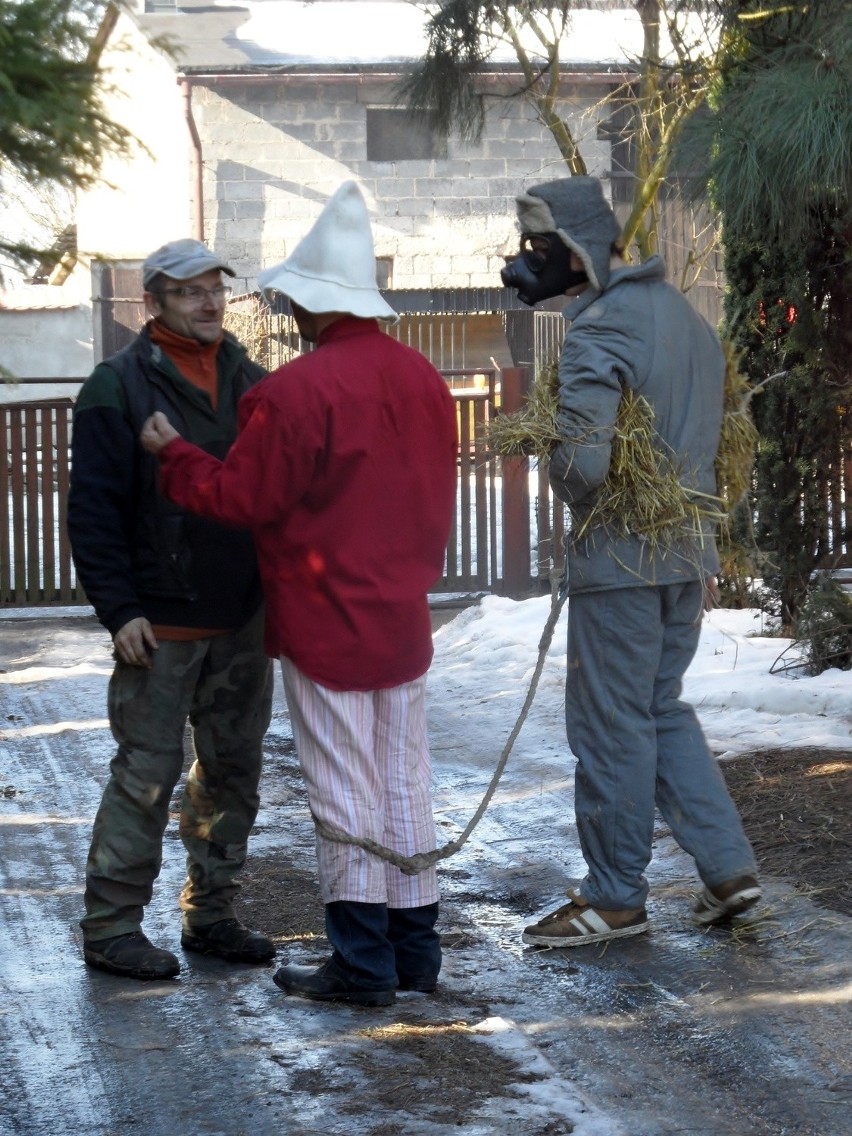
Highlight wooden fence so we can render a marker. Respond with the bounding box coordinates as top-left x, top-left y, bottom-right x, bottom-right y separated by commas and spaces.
1, 371, 563, 608
1, 396, 77, 606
